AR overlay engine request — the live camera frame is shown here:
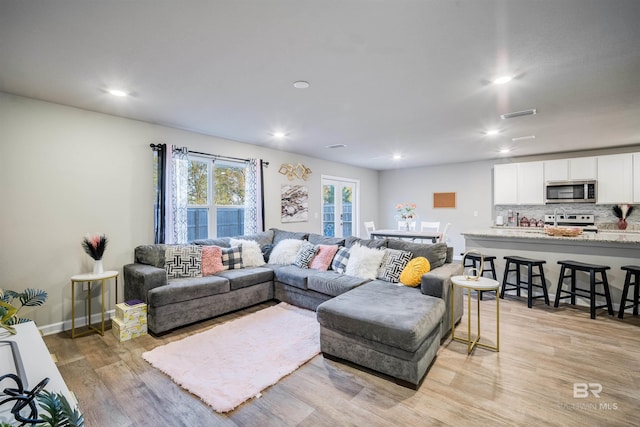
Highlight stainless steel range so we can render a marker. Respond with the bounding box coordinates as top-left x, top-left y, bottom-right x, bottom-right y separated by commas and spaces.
543, 213, 597, 232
